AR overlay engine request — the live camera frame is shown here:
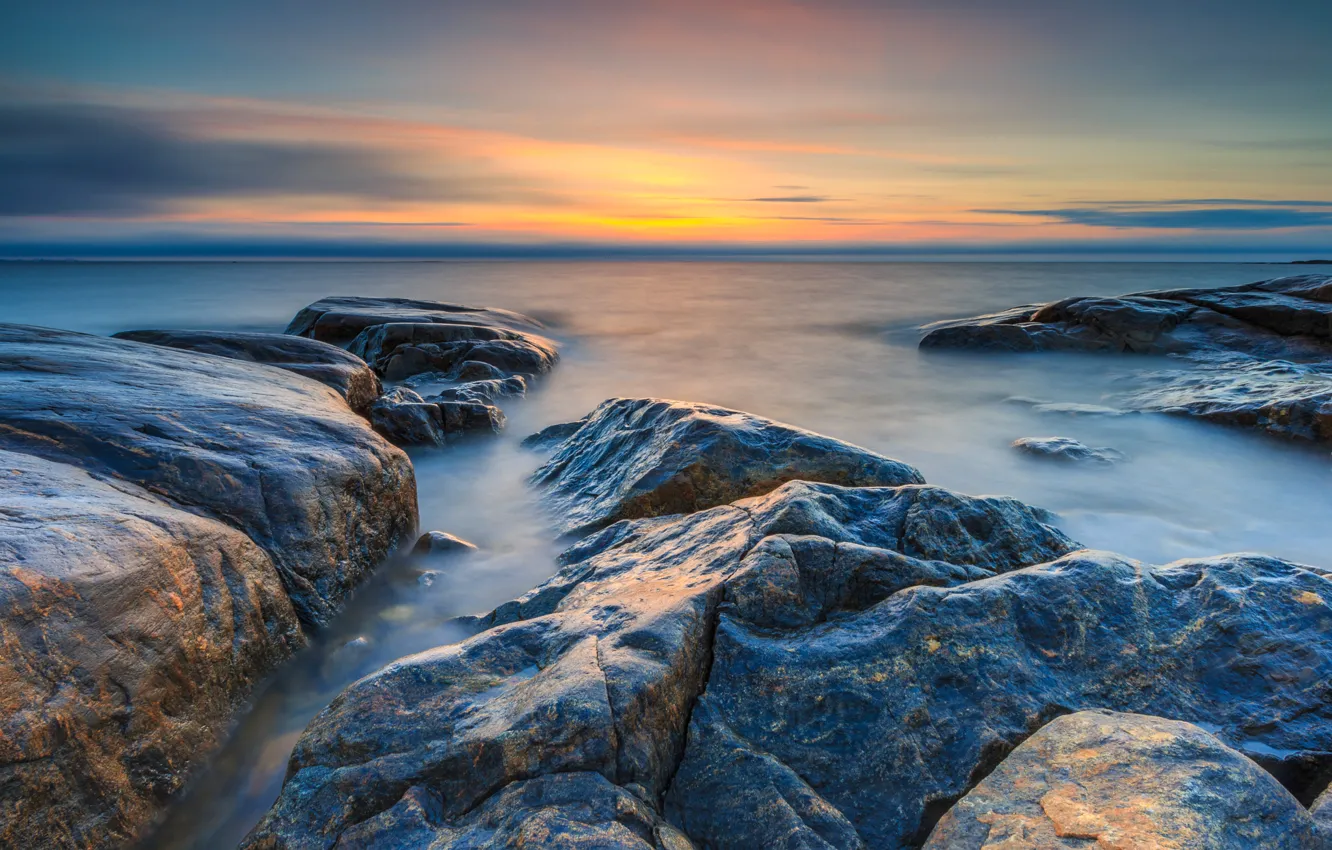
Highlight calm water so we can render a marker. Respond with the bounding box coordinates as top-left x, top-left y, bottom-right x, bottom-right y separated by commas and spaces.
3, 260, 1330, 847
